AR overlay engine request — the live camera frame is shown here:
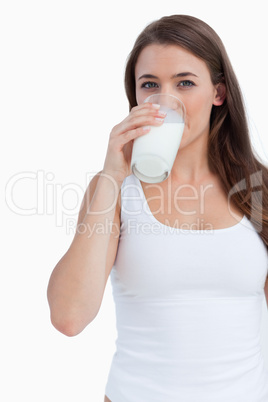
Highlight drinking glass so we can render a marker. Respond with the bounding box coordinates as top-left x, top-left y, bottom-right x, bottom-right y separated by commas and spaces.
131, 93, 186, 183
